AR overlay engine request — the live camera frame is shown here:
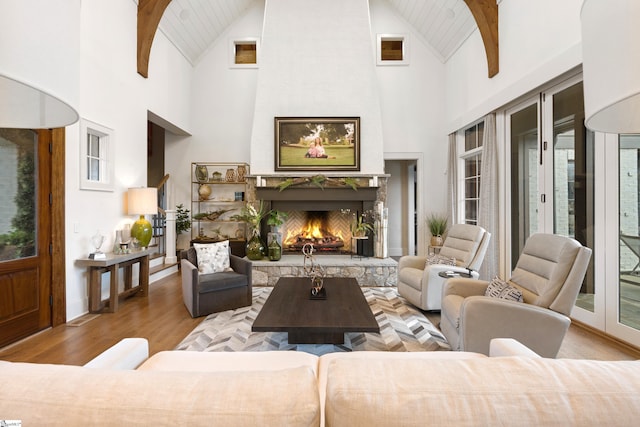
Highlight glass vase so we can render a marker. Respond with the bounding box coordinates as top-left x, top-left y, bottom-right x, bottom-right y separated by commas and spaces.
246, 230, 265, 260
267, 232, 282, 261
